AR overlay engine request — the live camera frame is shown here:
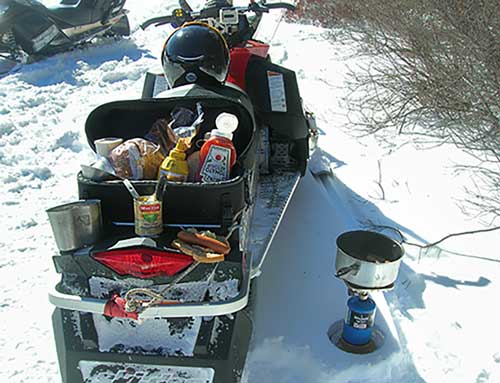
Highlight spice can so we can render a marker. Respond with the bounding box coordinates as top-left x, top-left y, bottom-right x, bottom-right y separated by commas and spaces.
94, 137, 123, 158
133, 196, 163, 237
